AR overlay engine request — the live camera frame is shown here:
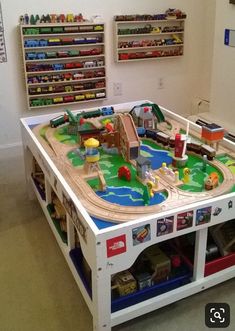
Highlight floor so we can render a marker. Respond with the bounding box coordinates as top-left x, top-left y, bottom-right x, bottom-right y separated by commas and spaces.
0, 146, 234, 331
